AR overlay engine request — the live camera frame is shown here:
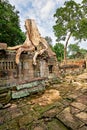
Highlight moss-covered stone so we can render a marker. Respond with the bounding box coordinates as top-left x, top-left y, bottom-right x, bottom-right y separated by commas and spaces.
47, 119, 69, 130
12, 89, 30, 99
